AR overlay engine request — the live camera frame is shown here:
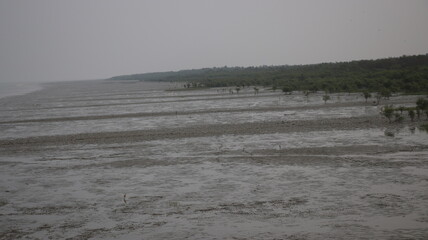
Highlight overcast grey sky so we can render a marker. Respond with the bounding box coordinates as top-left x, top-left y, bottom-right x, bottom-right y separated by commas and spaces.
0, 0, 427, 82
